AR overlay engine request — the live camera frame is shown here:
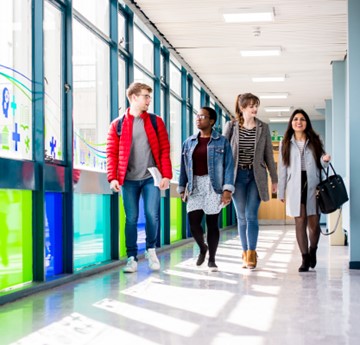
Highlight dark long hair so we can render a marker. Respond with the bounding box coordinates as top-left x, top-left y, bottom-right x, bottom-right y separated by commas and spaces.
281, 109, 324, 169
